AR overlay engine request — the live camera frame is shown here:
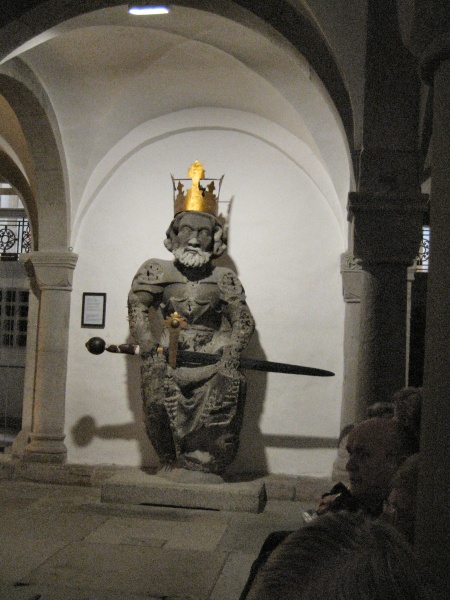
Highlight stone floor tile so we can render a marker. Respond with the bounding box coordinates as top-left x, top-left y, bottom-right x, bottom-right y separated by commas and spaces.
209, 551, 256, 600
0, 481, 51, 505
84, 515, 228, 550
0, 507, 107, 542
214, 500, 308, 554
0, 581, 161, 599
0, 480, 310, 600
0, 536, 68, 583
27, 542, 227, 600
